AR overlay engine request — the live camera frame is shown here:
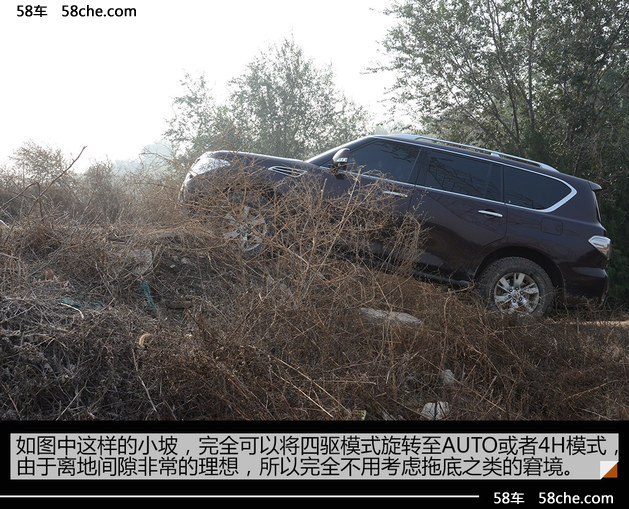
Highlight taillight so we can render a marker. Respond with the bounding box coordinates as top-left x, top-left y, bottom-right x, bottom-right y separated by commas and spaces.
589, 235, 611, 259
